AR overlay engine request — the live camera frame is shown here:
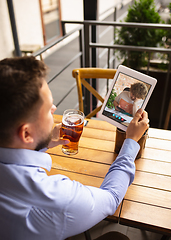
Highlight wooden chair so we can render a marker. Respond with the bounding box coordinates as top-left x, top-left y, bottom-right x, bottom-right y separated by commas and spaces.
72, 68, 117, 118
